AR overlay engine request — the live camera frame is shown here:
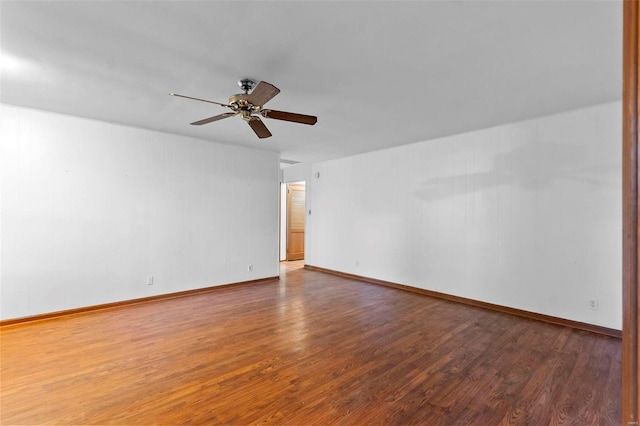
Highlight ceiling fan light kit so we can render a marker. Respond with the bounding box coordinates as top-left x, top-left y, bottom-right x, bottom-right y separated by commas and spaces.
170, 79, 317, 139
